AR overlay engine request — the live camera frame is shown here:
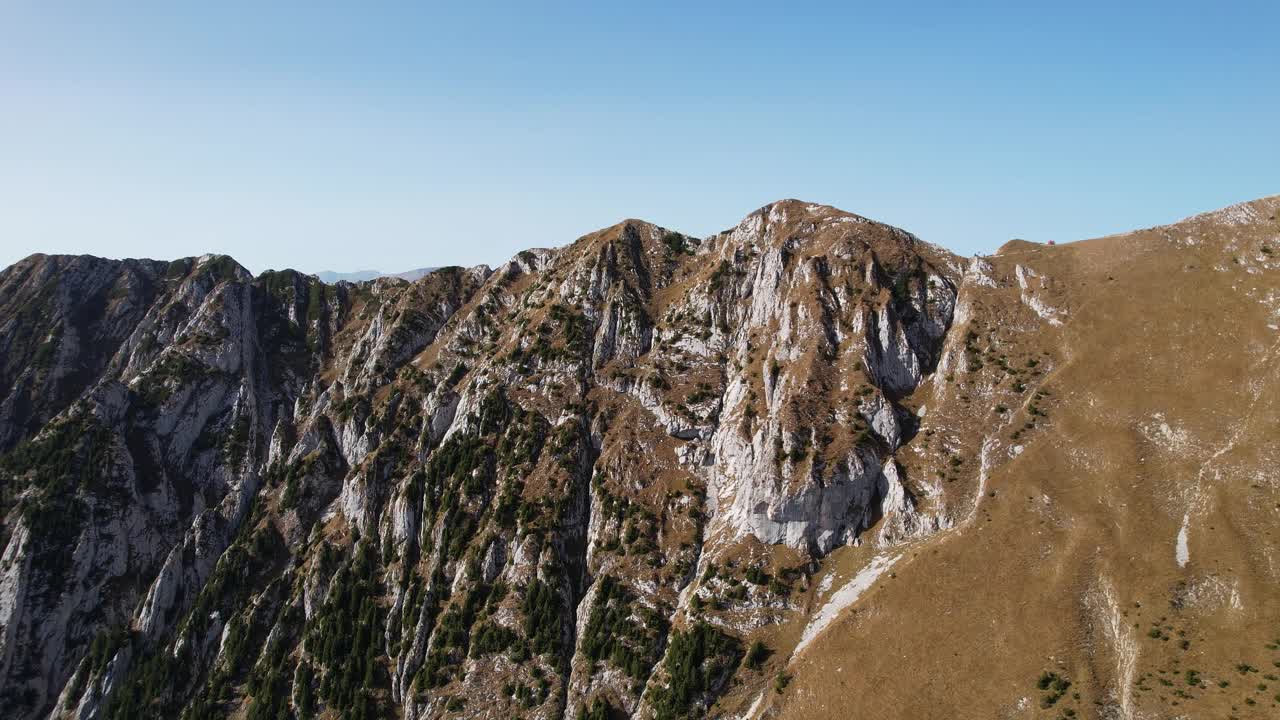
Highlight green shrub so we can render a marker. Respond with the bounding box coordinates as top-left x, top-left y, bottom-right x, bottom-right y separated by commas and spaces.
662, 232, 692, 256
1036, 671, 1071, 708
522, 578, 562, 656
577, 697, 615, 720
650, 622, 741, 720
744, 640, 770, 670
580, 576, 668, 680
